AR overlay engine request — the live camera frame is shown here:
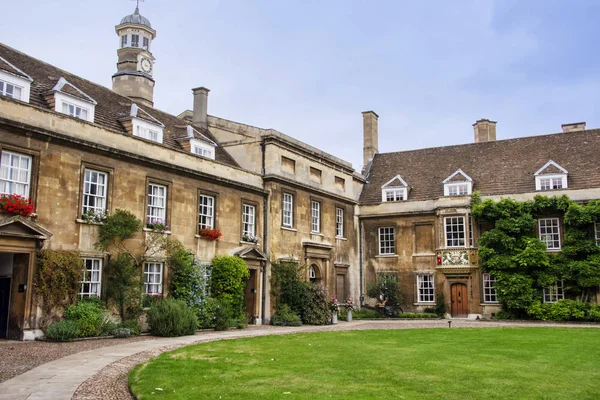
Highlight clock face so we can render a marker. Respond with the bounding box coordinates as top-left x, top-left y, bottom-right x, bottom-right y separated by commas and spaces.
140, 58, 152, 74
